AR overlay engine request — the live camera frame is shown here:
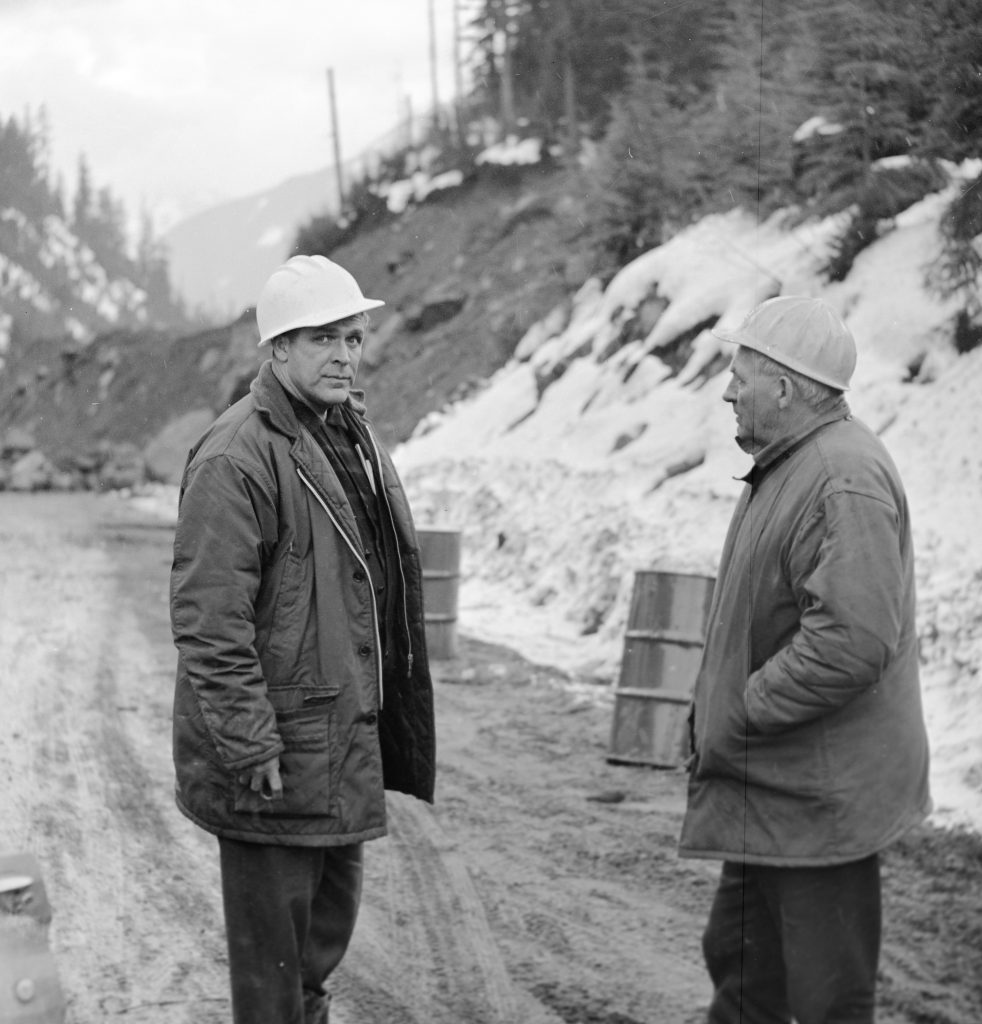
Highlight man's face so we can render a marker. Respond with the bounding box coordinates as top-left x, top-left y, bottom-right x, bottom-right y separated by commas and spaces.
277, 316, 365, 412
722, 347, 784, 455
